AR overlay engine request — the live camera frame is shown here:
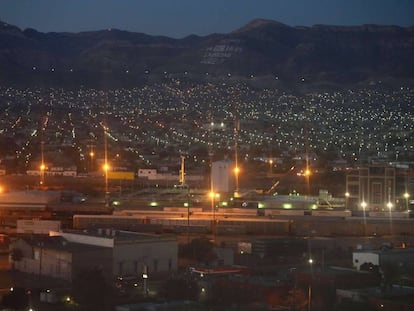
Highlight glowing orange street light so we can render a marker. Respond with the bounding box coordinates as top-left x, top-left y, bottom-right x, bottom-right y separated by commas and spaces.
209, 191, 220, 201
234, 166, 240, 197
304, 168, 311, 196
103, 162, 110, 207
88, 151, 95, 172
103, 163, 110, 172
40, 163, 46, 186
